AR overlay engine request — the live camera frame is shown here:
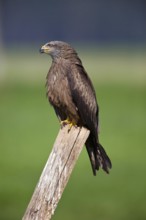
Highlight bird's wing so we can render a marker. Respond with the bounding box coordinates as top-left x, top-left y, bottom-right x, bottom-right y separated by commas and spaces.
67, 64, 99, 136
